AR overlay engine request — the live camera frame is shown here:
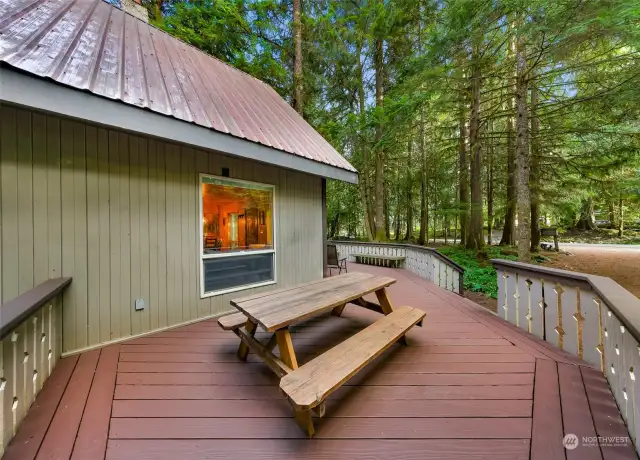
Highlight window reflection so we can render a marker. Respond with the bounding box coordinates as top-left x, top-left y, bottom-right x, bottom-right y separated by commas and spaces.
202, 177, 273, 254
